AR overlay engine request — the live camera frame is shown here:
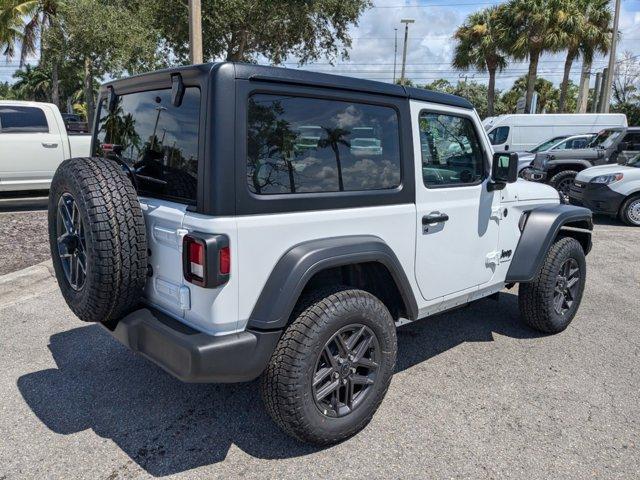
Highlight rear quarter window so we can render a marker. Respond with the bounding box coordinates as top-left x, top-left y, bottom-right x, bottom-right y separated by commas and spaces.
246, 94, 401, 195
94, 87, 200, 204
0, 106, 49, 133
